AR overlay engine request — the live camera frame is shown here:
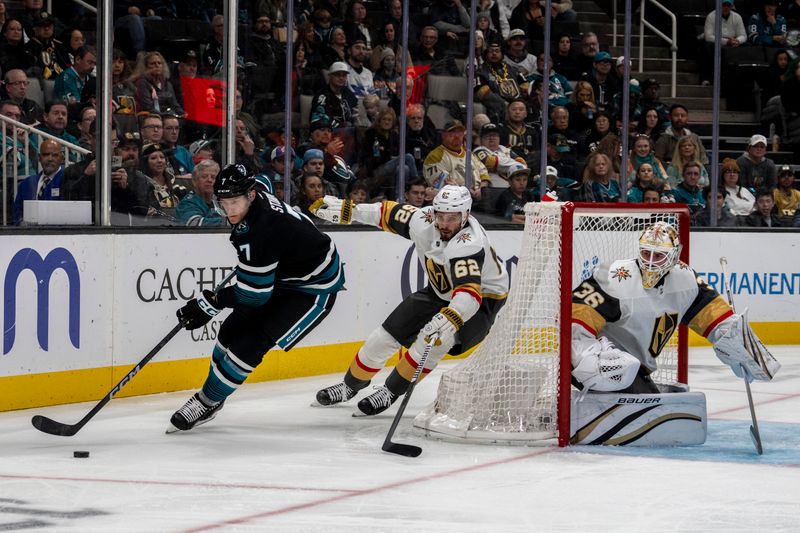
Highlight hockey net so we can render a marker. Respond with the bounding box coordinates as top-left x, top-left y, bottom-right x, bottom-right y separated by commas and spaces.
413, 202, 690, 446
